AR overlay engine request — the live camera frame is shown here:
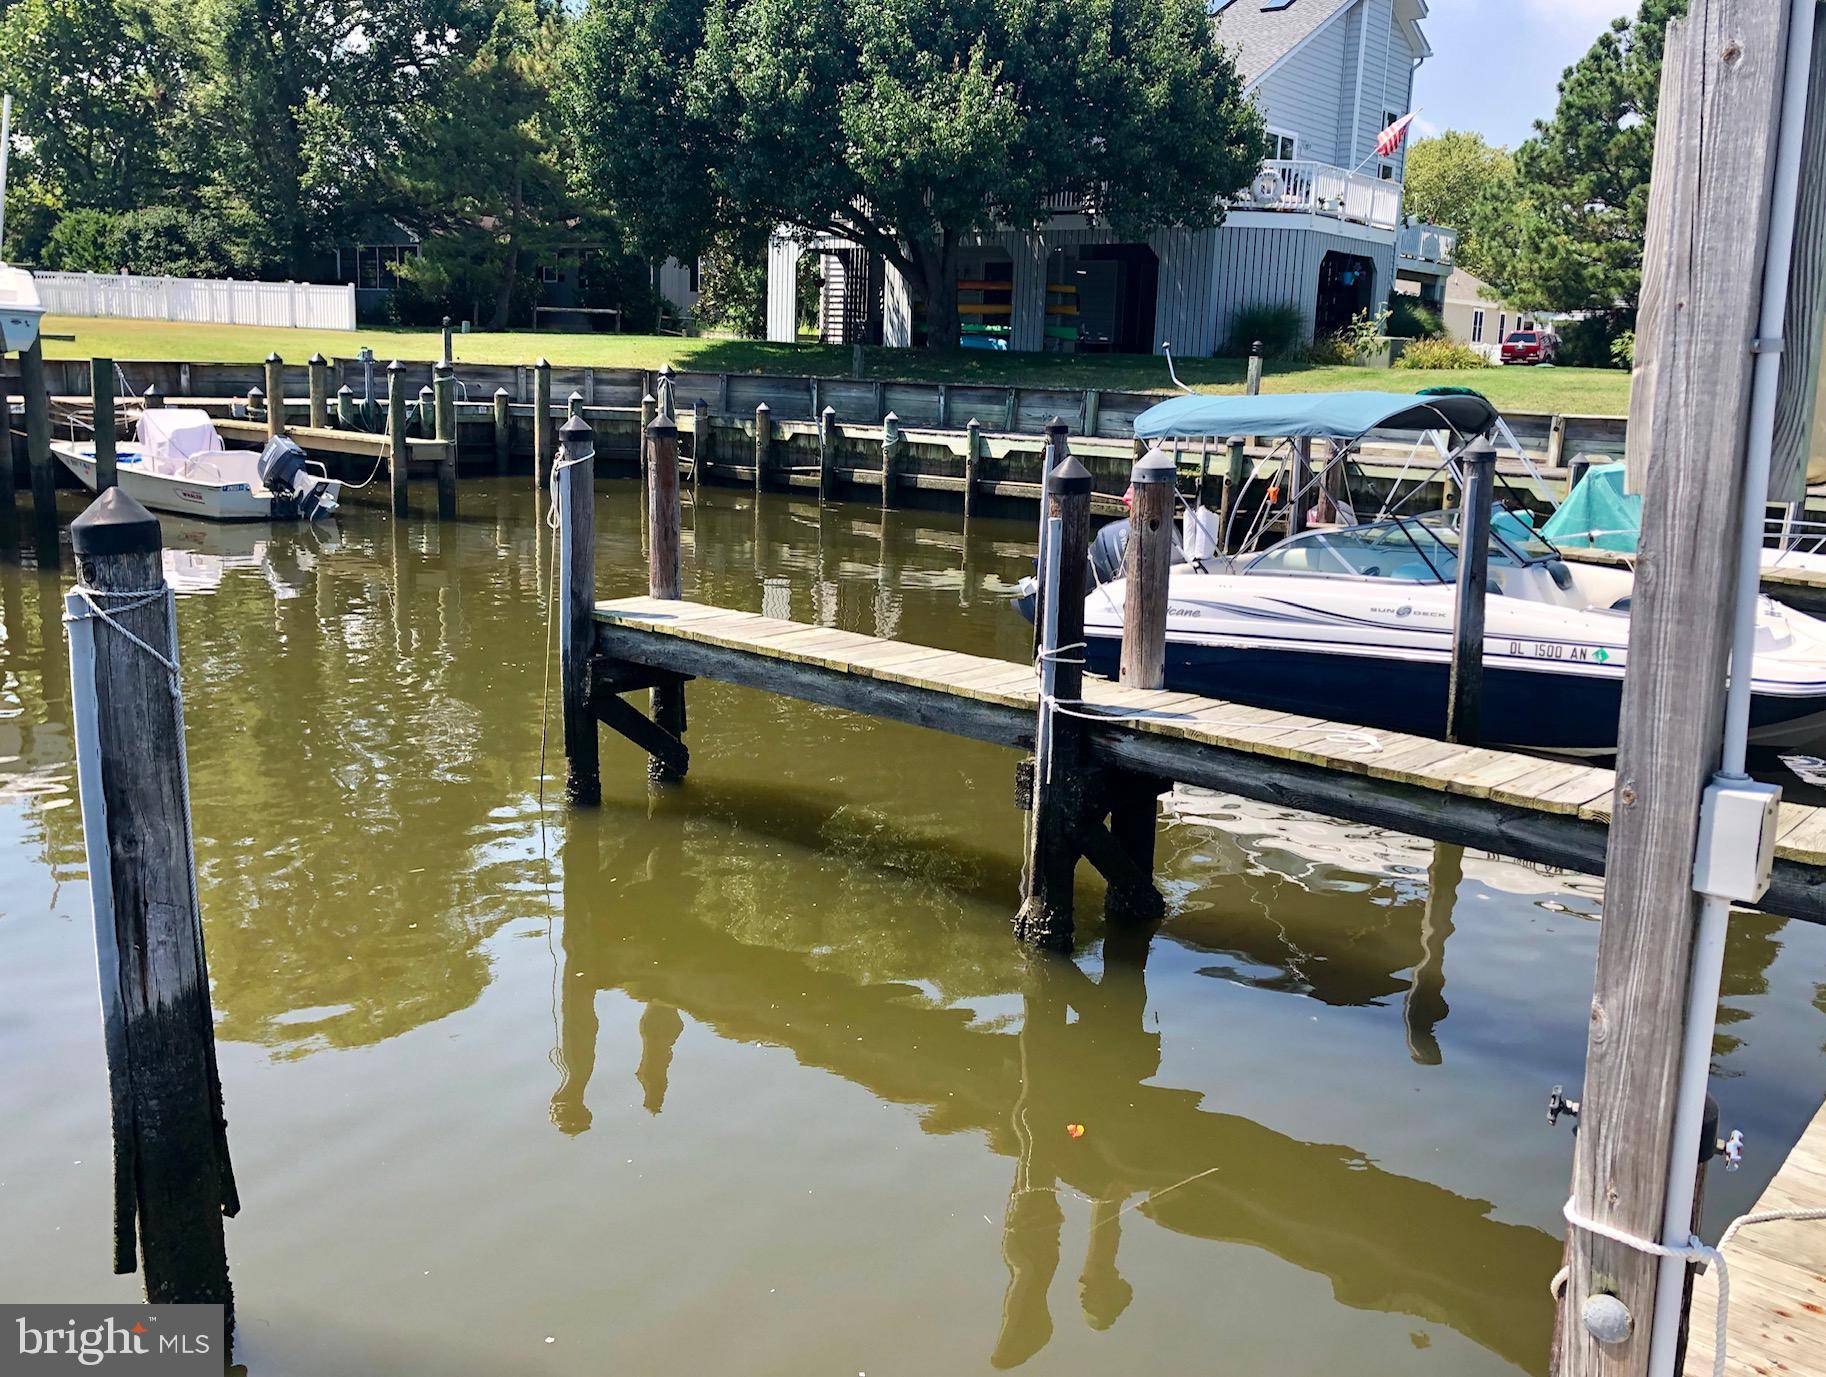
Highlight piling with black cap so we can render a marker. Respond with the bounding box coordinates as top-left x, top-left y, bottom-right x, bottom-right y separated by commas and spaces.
1446, 436, 1497, 745
65, 488, 237, 1330
557, 414, 599, 803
